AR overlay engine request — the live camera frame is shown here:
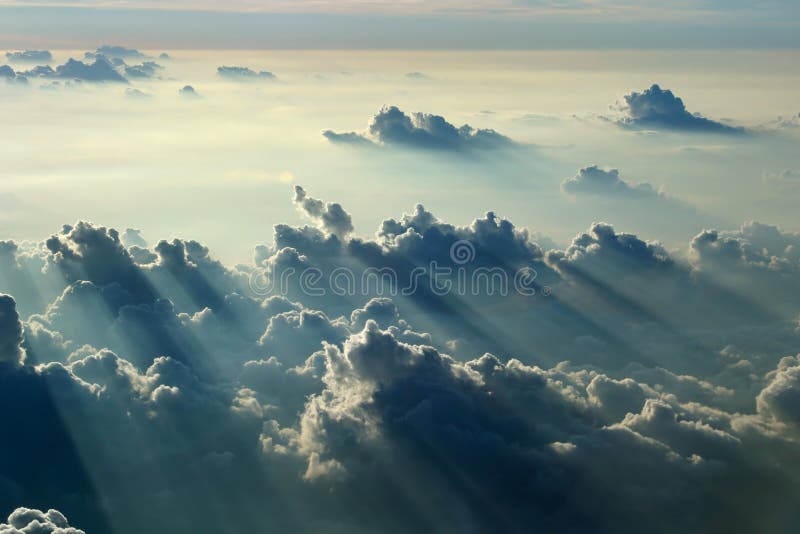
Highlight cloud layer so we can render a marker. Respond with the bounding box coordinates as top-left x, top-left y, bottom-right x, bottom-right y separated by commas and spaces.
0, 186, 799, 532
